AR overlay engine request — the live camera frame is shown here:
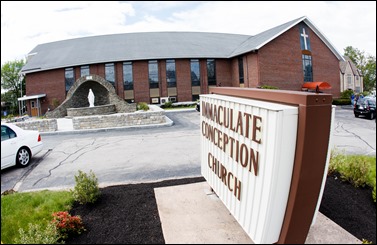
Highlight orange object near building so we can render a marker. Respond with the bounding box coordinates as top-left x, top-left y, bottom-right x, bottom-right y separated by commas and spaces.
302, 81, 332, 90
